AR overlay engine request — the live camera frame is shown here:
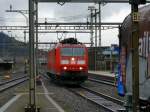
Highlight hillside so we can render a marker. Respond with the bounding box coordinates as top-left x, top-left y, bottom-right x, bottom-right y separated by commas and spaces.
0, 32, 29, 58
